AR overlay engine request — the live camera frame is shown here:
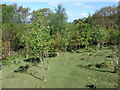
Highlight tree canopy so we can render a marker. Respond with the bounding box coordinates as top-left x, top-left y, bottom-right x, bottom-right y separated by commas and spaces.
1, 3, 119, 59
